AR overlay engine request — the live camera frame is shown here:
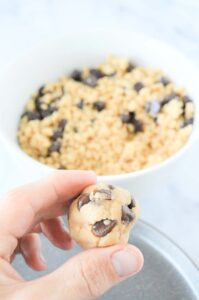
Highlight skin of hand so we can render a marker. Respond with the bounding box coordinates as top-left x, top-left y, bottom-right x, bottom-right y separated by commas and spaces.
0, 170, 143, 300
